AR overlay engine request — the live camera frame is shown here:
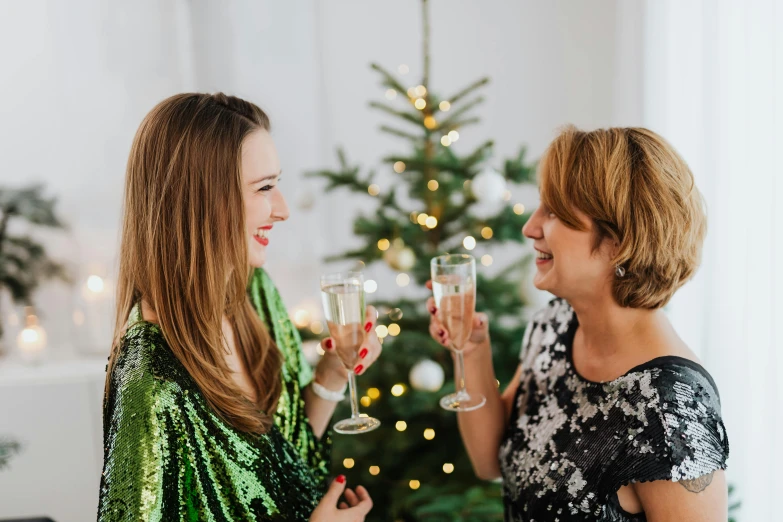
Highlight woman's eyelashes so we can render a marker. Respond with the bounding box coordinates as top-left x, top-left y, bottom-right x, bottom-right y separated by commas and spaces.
257, 184, 276, 193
